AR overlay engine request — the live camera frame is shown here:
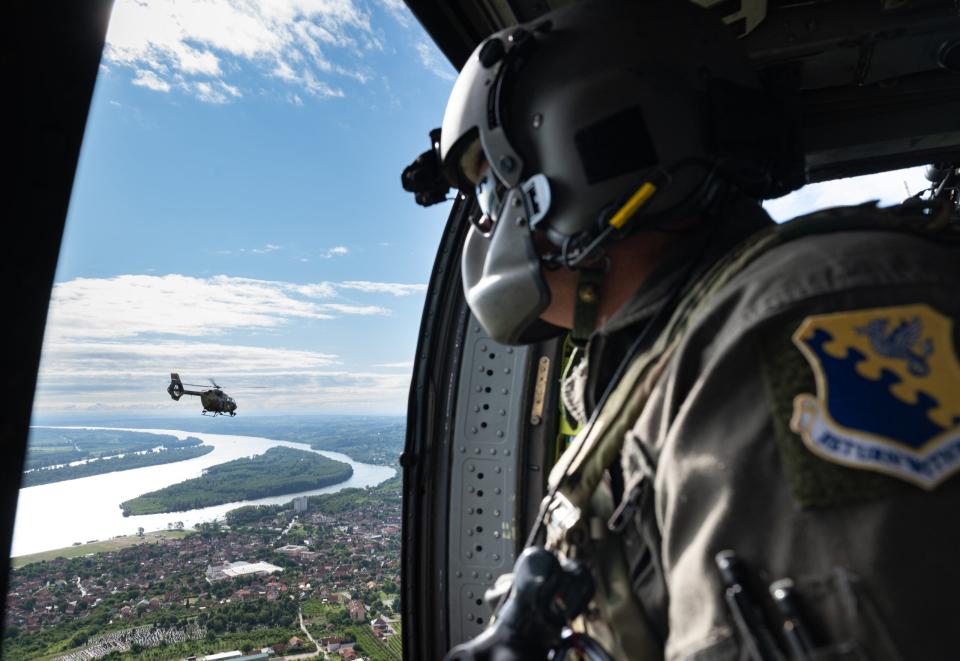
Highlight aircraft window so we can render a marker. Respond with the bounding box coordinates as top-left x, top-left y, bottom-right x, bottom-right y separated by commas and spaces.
7, 1, 454, 660
764, 167, 930, 221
